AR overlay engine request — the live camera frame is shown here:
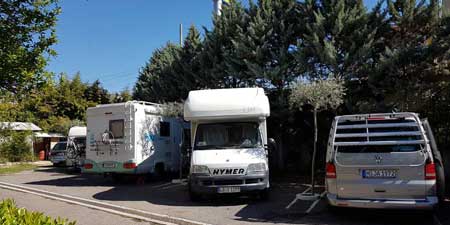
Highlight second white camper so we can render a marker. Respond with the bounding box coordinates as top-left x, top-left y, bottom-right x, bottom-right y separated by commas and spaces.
82, 101, 189, 177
